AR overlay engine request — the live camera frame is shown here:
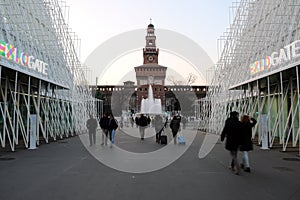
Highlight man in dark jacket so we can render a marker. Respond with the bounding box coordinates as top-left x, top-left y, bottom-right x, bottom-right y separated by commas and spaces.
86, 114, 98, 146
138, 114, 148, 140
99, 113, 109, 145
108, 113, 118, 147
221, 111, 242, 175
